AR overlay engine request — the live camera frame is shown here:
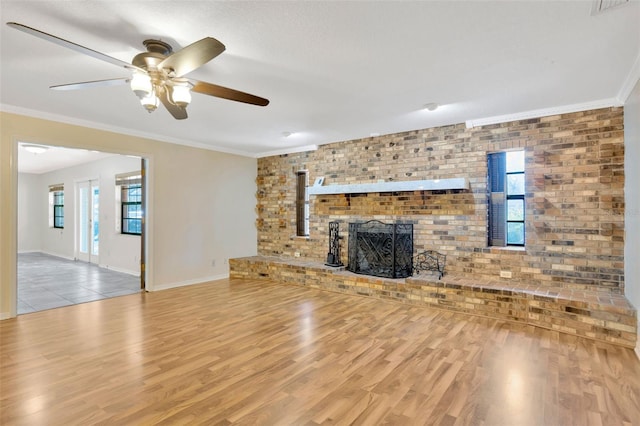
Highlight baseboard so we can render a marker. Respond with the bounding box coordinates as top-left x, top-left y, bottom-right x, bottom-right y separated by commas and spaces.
0, 312, 13, 320
99, 264, 139, 276
39, 250, 75, 261
151, 274, 229, 291
21, 251, 139, 275
18, 250, 72, 260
